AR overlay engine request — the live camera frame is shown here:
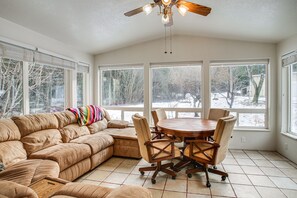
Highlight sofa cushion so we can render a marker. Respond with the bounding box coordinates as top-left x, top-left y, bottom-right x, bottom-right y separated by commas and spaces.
0, 141, 27, 167
60, 124, 90, 143
12, 113, 59, 137
0, 159, 59, 187
0, 180, 38, 198
0, 119, 21, 142
87, 119, 108, 134
70, 133, 114, 154
21, 129, 62, 155
102, 127, 137, 140
107, 120, 129, 129
106, 185, 152, 198
29, 143, 91, 171
103, 109, 111, 121
54, 111, 77, 128
53, 183, 112, 198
